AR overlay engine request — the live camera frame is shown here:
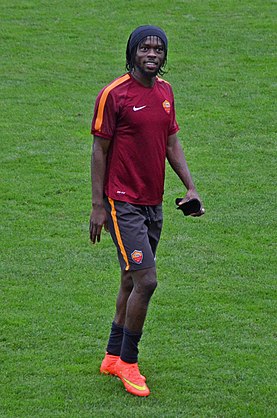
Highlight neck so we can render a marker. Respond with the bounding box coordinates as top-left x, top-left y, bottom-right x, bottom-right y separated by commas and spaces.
131, 68, 156, 88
